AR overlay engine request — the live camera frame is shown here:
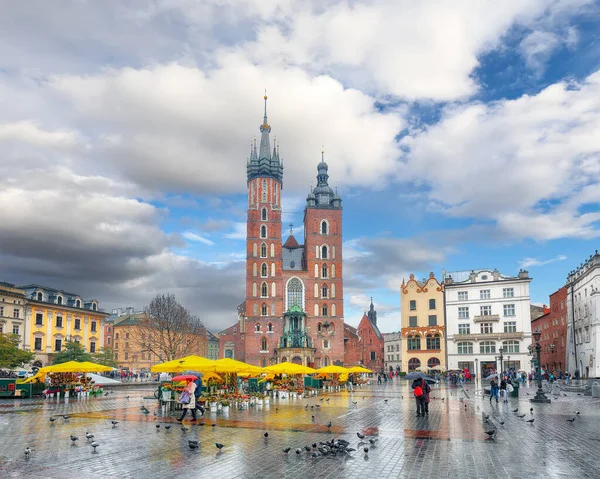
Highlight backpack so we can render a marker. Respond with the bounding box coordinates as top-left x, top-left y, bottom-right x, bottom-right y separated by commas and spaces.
414, 385, 423, 397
